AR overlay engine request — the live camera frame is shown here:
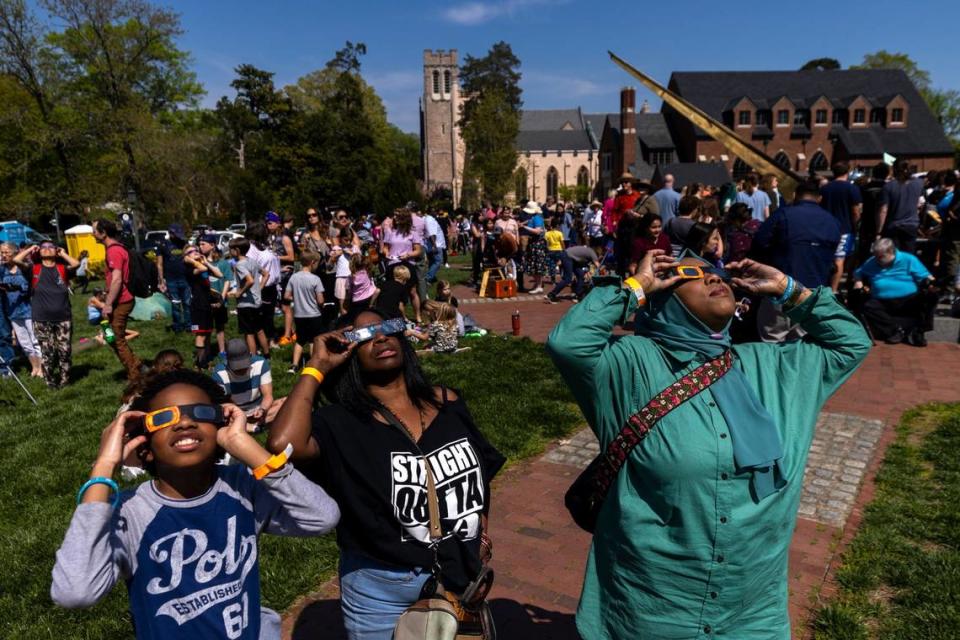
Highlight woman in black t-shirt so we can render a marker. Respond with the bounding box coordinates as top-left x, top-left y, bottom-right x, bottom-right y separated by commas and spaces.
268, 309, 504, 640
